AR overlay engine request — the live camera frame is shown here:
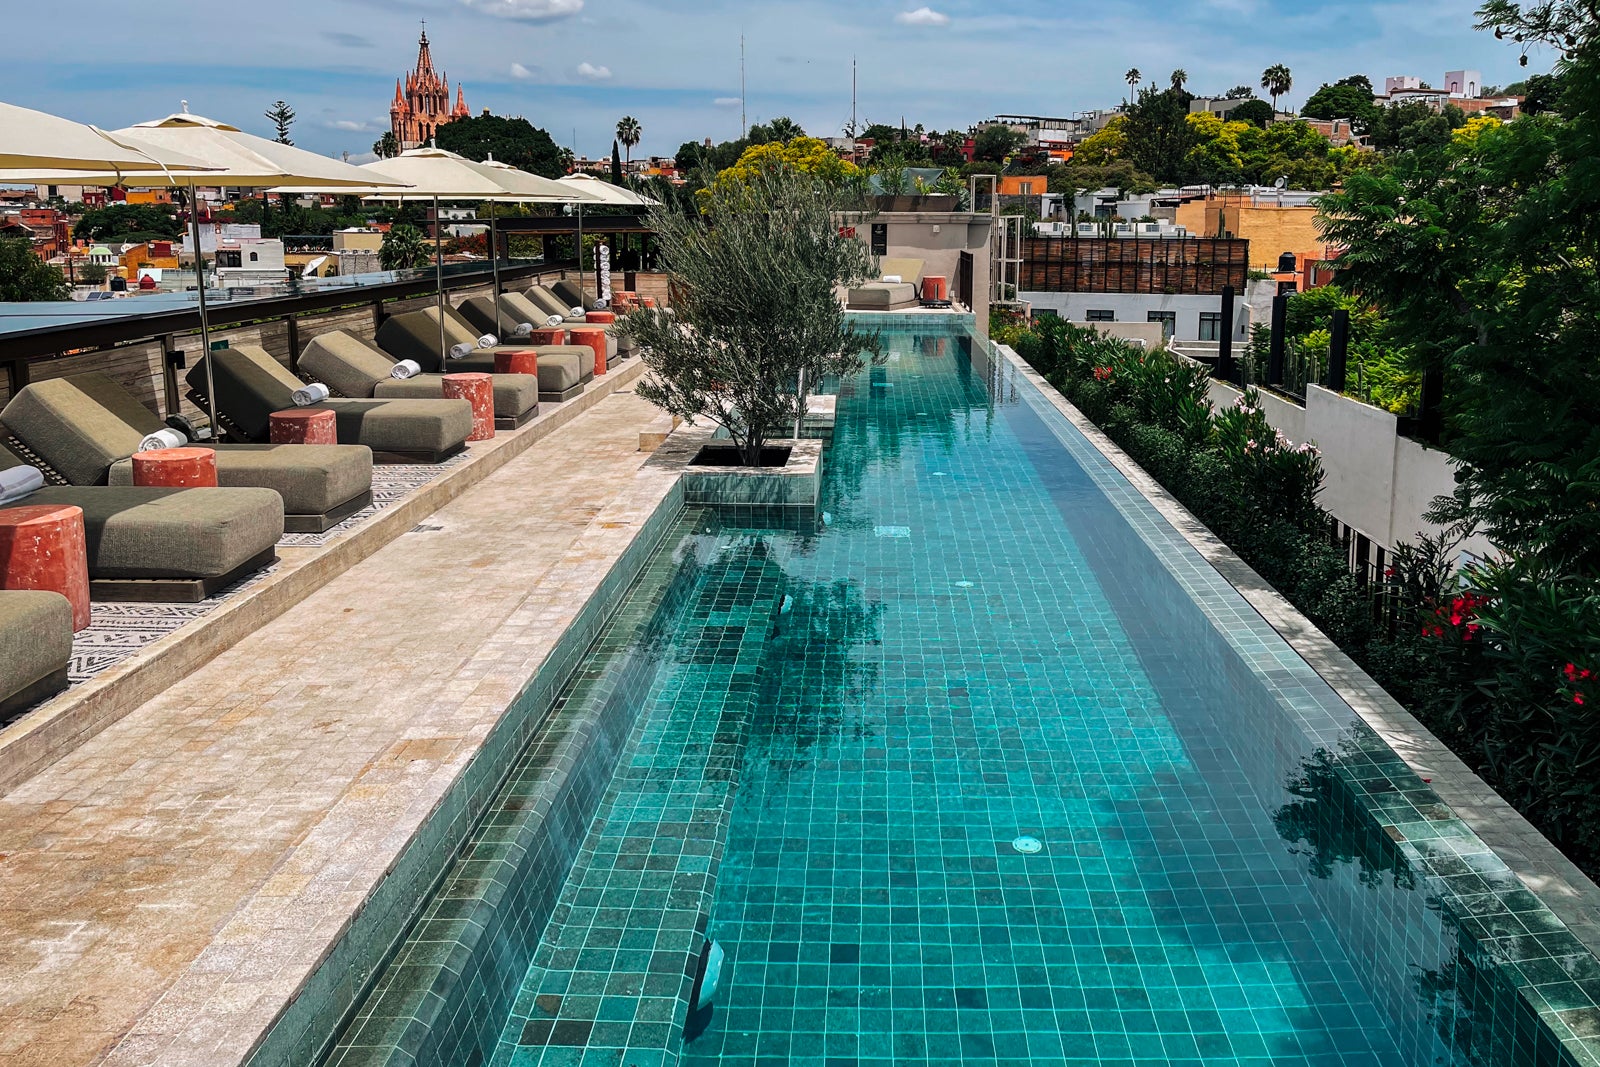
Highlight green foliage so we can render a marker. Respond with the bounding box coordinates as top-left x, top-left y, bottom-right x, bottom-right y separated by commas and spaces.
74, 204, 181, 242
378, 223, 429, 270
1261, 64, 1294, 110
972, 126, 1026, 162
77, 262, 108, 285
1122, 84, 1199, 181
0, 238, 70, 301
1300, 80, 1380, 130
615, 115, 642, 163
618, 166, 879, 465
1228, 99, 1274, 127
264, 100, 295, 145
1519, 71, 1569, 114
1367, 101, 1467, 152
433, 113, 567, 178
225, 196, 370, 238
750, 116, 805, 144
372, 131, 399, 159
